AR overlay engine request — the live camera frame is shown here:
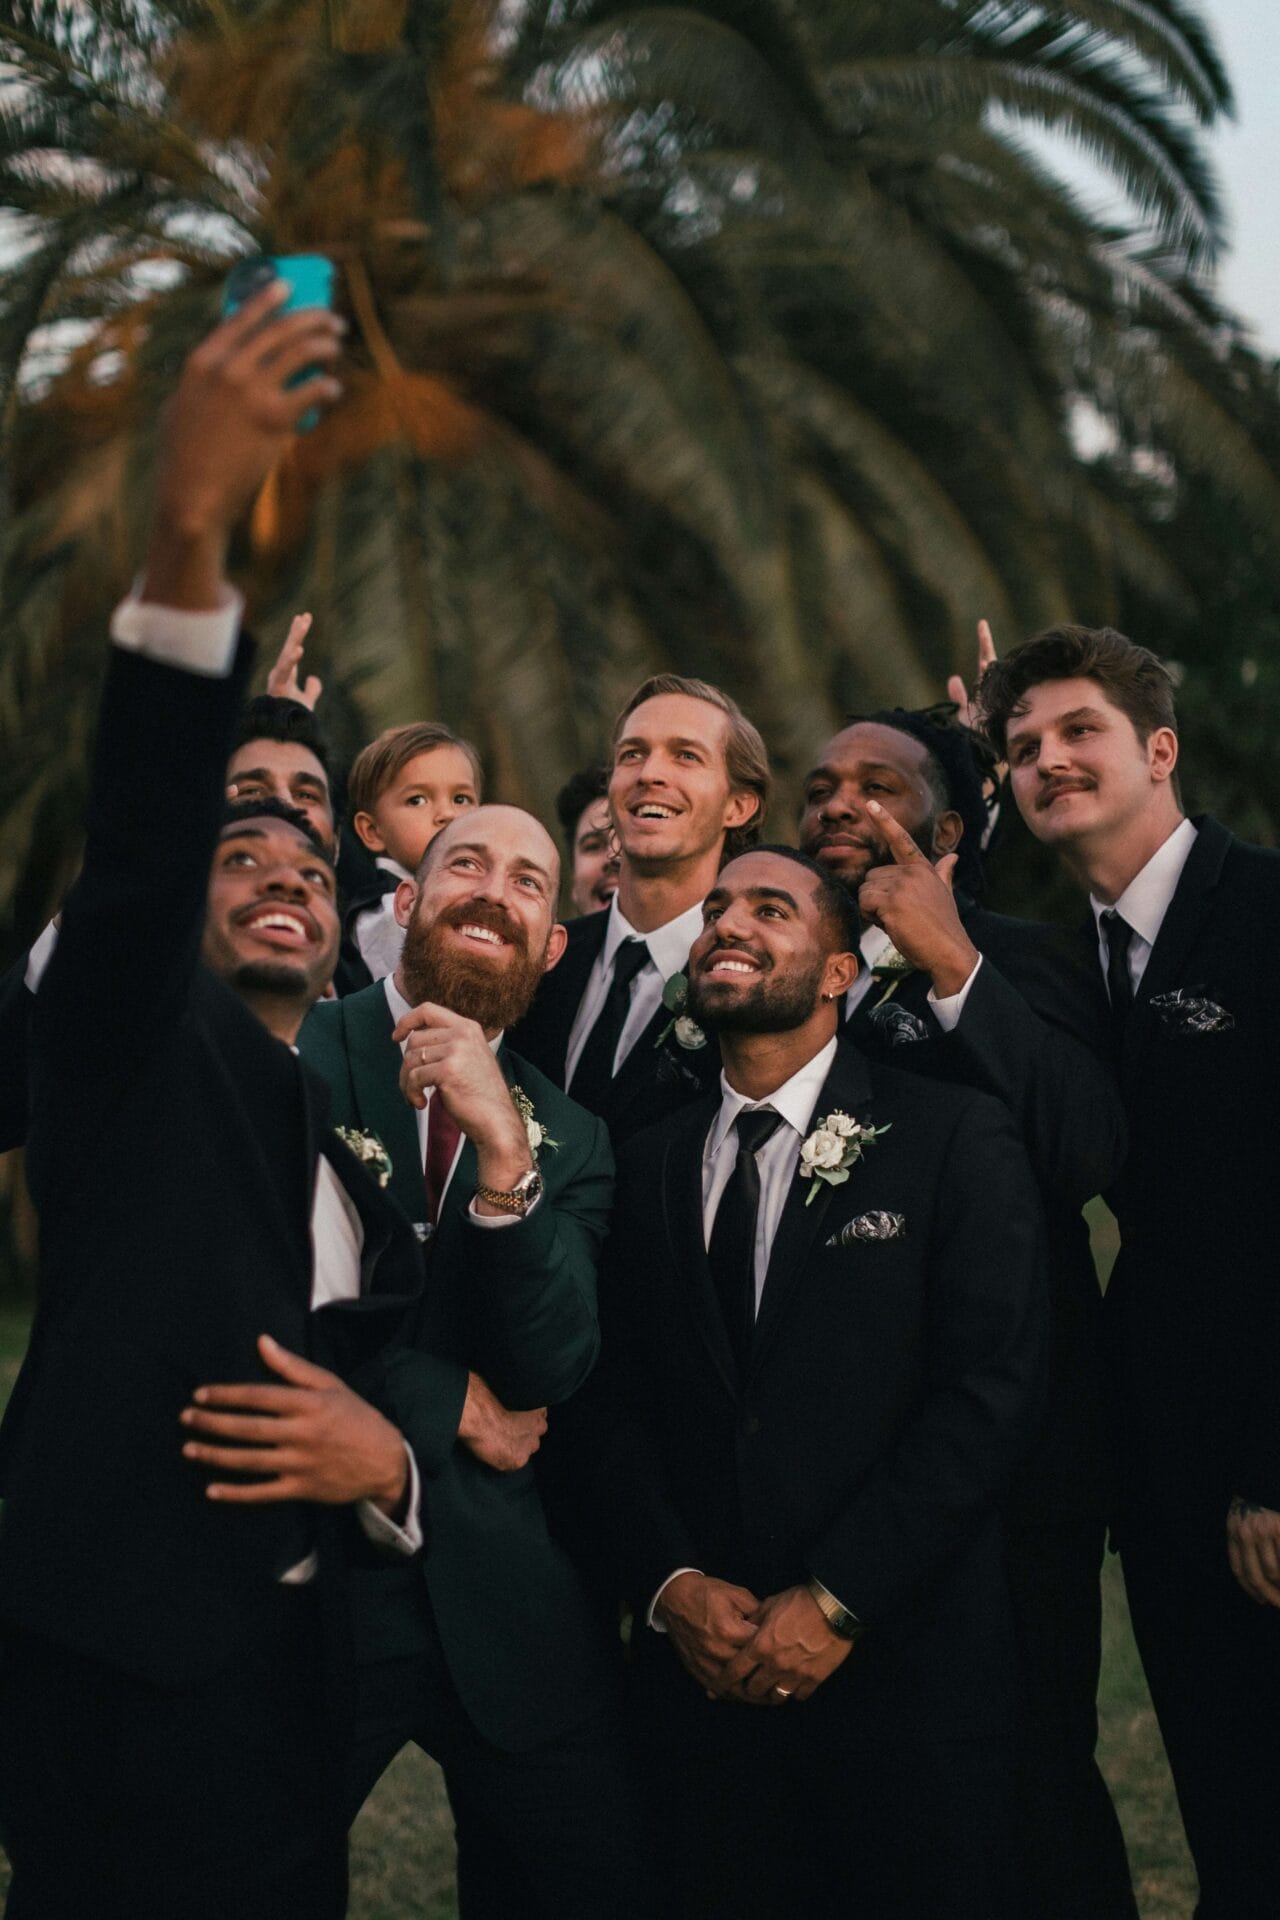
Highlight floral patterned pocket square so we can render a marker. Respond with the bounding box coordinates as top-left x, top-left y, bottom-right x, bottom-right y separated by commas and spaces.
865, 1003, 929, 1047
1148, 988, 1236, 1036
826, 1211, 906, 1249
